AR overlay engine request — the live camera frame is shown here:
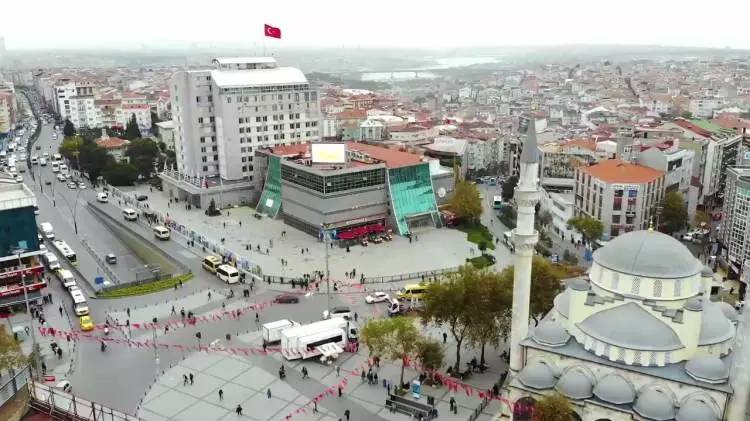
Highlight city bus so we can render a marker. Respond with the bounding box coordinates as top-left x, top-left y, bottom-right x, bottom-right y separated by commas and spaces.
493, 196, 504, 209
52, 240, 77, 264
